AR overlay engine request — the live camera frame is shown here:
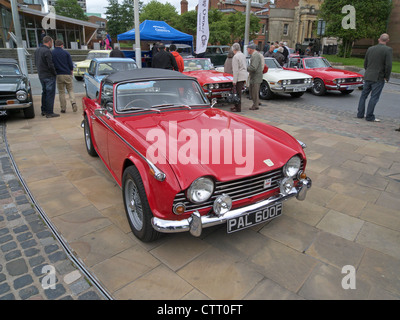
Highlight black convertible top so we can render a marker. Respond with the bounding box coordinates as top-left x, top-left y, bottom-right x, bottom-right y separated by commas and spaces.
104, 68, 194, 84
